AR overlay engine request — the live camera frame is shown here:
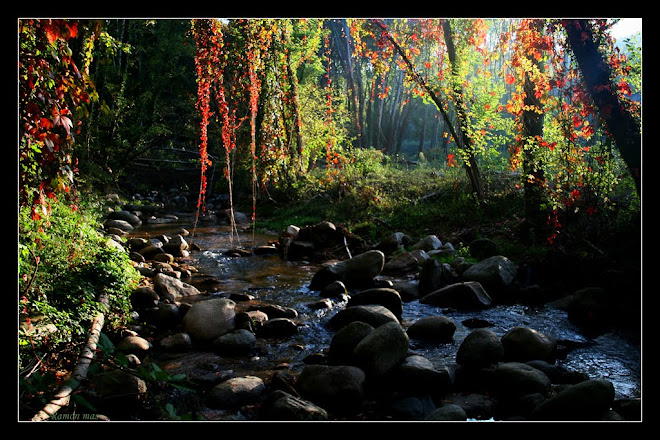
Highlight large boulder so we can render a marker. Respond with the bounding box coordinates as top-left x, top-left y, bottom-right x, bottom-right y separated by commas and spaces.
393, 354, 452, 396
107, 210, 142, 226
328, 321, 375, 364
153, 272, 200, 300
347, 288, 403, 320
411, 235, 442, 252
501, 327, 556, 362
417, 259, 448, 295
352, 321, 410, 378
212, 328, 257, 355
327, 304, 399, 331
420, 281, 492, 310
383, 250, 428, 275
296, 365, 366, 412
490, 362, 552, 401
183, 298, 236, 342
425, 404, 468, 421
456, 328, 504, 369
531, 379, 616, 421
376, 232, 412, 254
461, 255, 517, 292
104, 219, 134, 232
309, 250, 385, 290
406, 315, 456, 343
207, 376, 266, 409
